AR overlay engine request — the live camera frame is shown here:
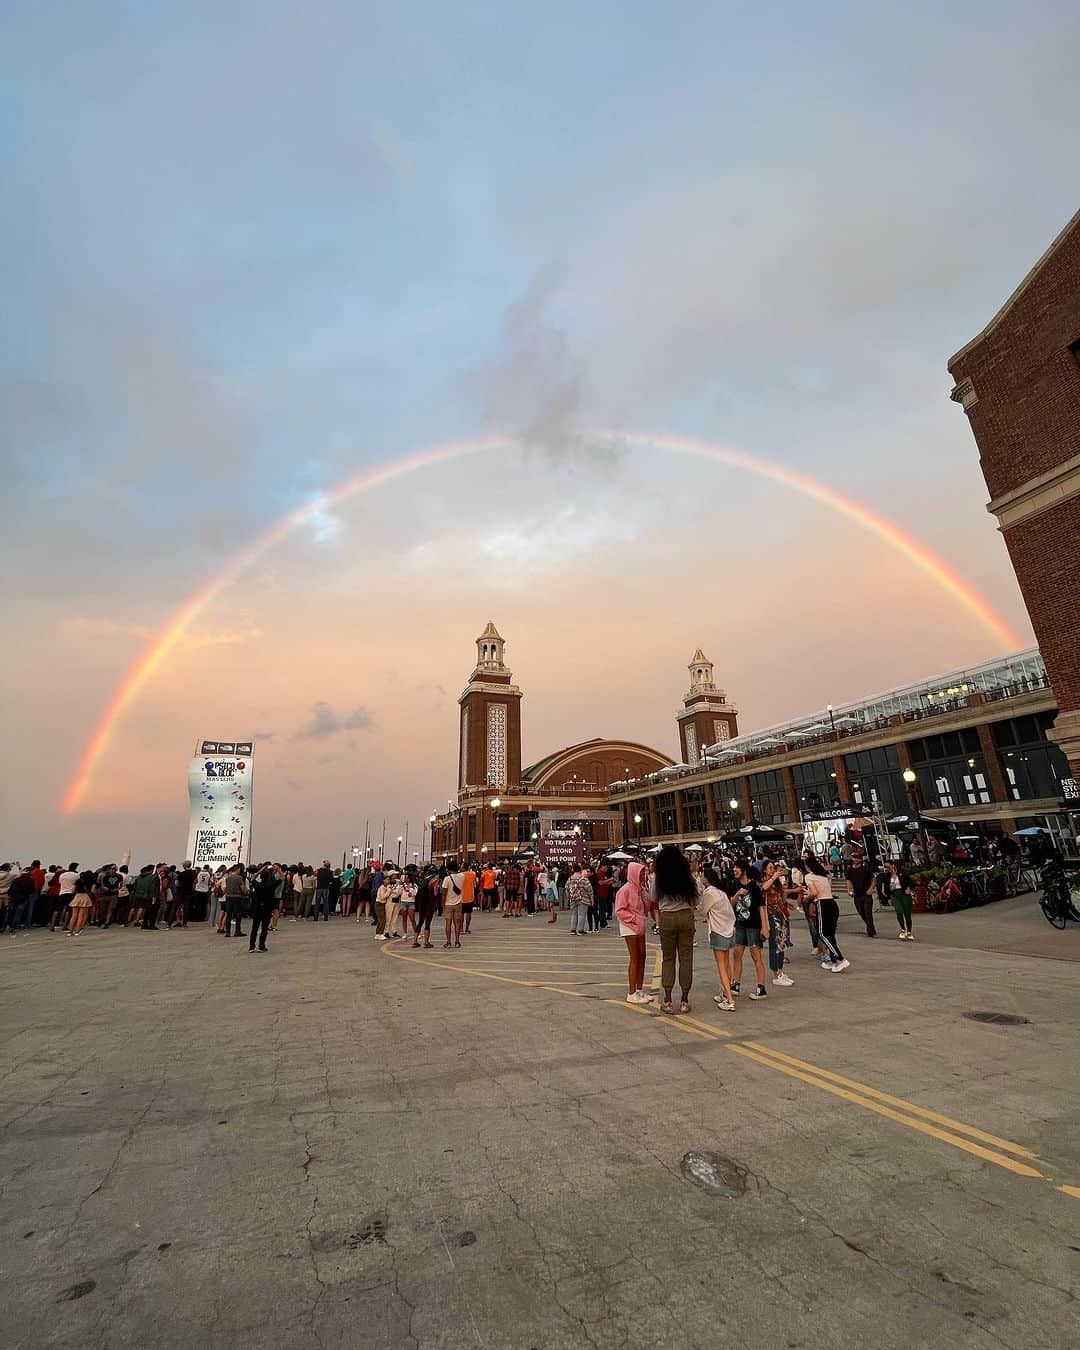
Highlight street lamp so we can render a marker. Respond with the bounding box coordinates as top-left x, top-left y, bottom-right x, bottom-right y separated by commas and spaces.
633, 812, 642, 846
729, 798, 739, 811
396, 835, 403, 867
489, 797, 501, 860
827, 704, 836, 733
